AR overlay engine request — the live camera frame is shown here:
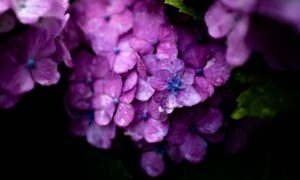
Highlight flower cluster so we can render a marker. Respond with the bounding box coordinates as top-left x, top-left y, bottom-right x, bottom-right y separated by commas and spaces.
0, 0, 70, 108
205, 0, 300, 68
65, 0, 231, 177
